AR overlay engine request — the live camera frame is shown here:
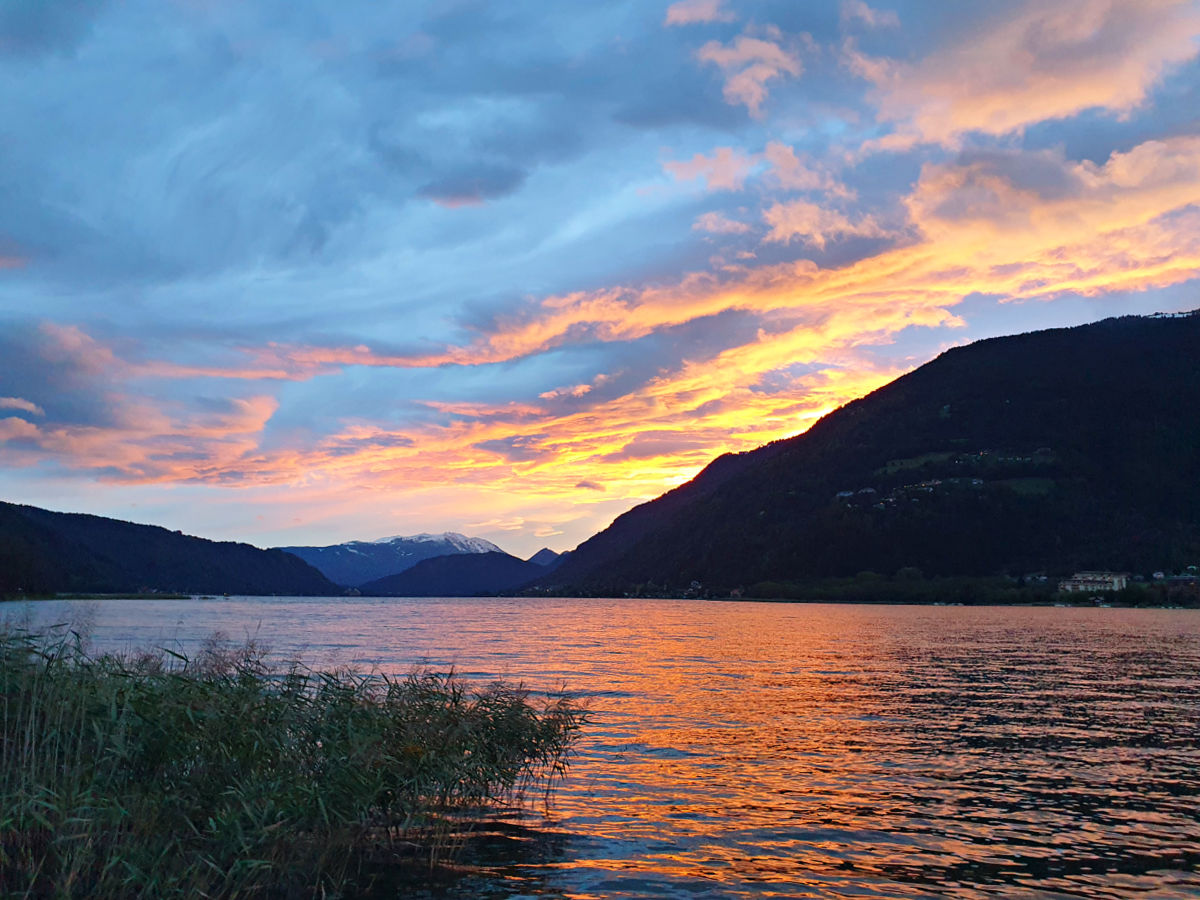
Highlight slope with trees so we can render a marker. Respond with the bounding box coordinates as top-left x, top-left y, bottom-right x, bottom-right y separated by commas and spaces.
544, 312, 1200, 595
0, 502, 336, 596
